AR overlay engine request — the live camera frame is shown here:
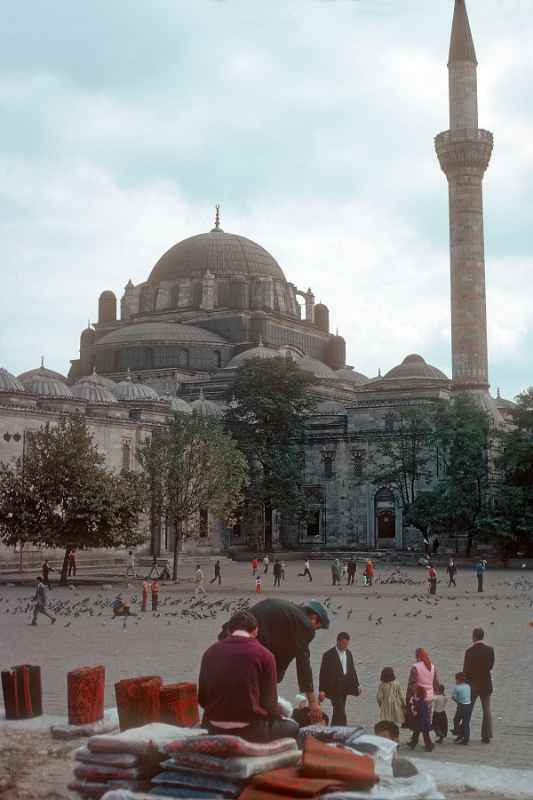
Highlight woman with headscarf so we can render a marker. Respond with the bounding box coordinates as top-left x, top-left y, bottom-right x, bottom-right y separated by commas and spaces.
405, 648, 440, 750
